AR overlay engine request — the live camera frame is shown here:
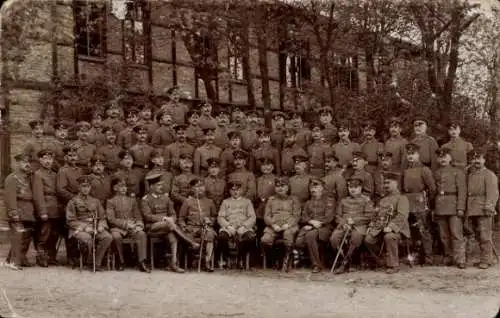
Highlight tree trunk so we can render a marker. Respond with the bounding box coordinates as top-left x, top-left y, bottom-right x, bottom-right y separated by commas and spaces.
242, 20, 255, 109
